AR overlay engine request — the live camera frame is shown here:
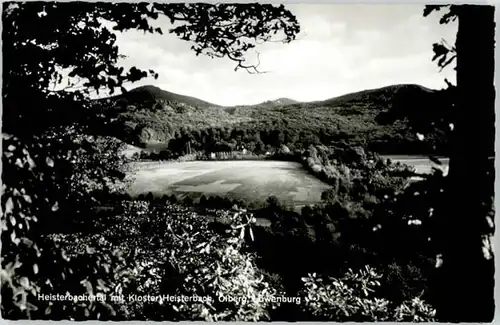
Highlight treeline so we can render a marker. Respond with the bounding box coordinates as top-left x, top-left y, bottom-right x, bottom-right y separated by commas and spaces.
137, 192, 249, 211
127, 118, 440, 163
137, 149, 270, 162
299, 144, 413, 193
